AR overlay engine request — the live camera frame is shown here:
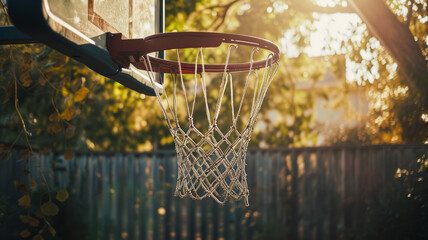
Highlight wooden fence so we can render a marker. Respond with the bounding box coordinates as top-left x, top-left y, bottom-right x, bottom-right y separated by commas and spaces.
1, 144, 427, 240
